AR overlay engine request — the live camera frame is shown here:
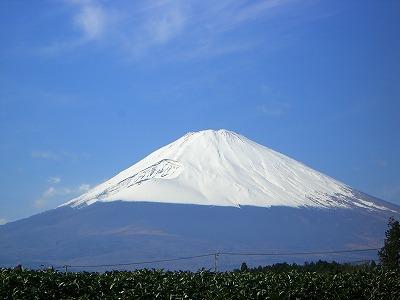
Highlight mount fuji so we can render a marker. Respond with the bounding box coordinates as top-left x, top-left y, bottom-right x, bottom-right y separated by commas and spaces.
63, 129, 393, 211
1, 129, 399, 270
